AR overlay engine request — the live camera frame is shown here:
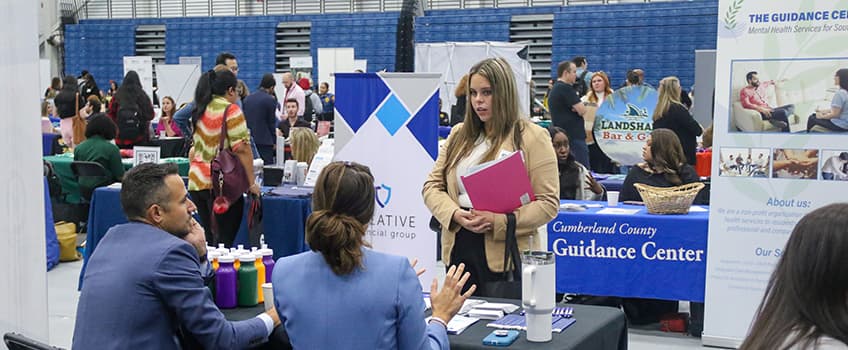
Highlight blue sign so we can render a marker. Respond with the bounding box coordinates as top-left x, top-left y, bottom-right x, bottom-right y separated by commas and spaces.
547, 201, 708, 301
594, 85, 658, 165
